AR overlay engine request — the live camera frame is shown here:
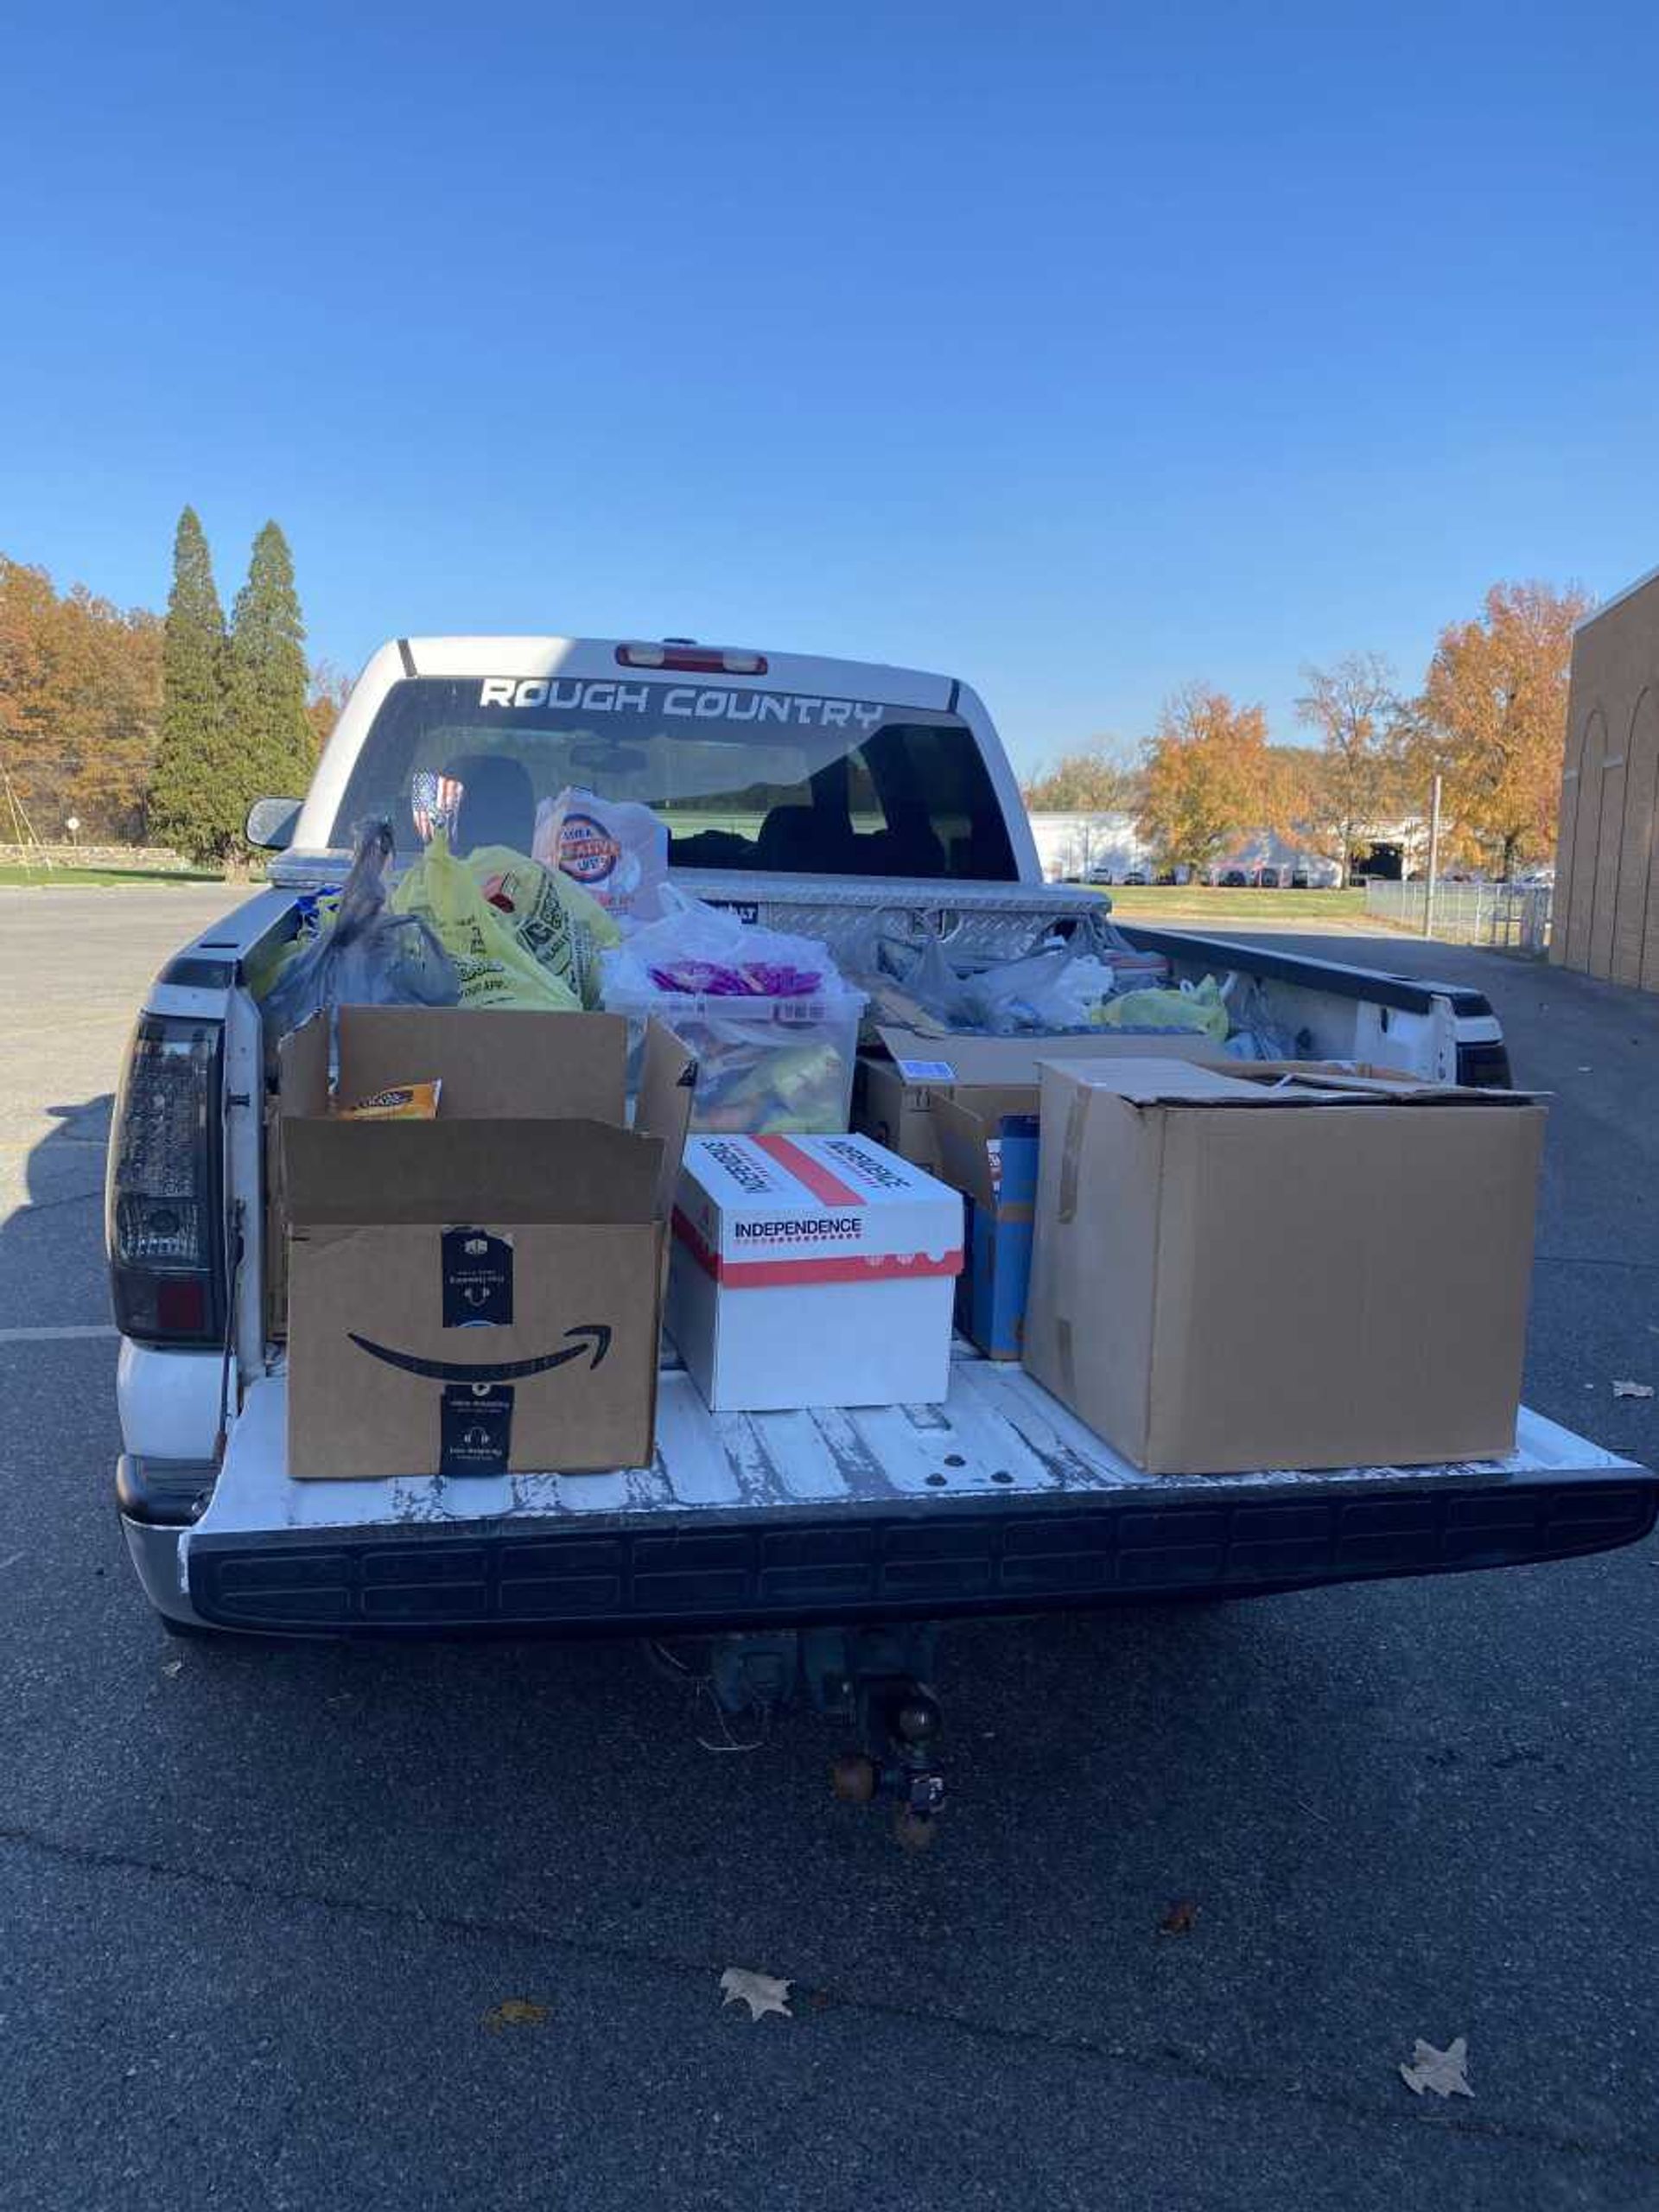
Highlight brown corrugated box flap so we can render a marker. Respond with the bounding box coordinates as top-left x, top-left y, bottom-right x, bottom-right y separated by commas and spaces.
284, 1116, 662, 1227
870, 1024, 1217, 1091
1039, 1057, 1544, 1110
635, 1017, 699, 1219
930, 1085, 1039, 1210
277, 1014, 331, 1118
333, 1005, 626, 1120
